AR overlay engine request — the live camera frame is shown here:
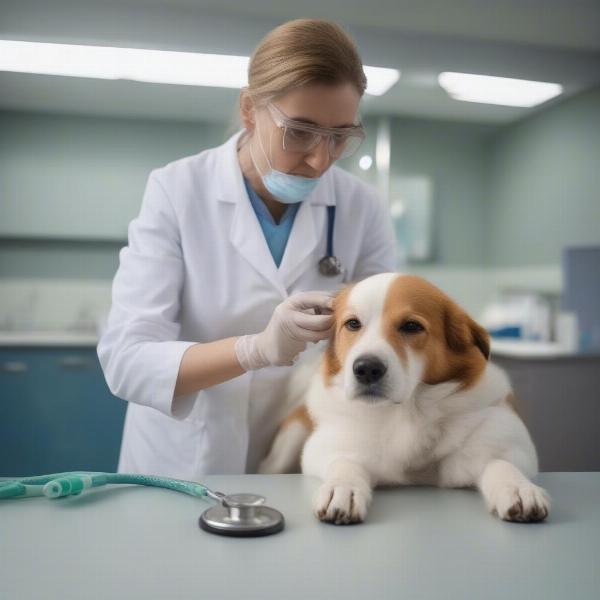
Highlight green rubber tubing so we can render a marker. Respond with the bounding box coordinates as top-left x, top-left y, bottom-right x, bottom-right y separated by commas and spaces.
0, 472, 209, 500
